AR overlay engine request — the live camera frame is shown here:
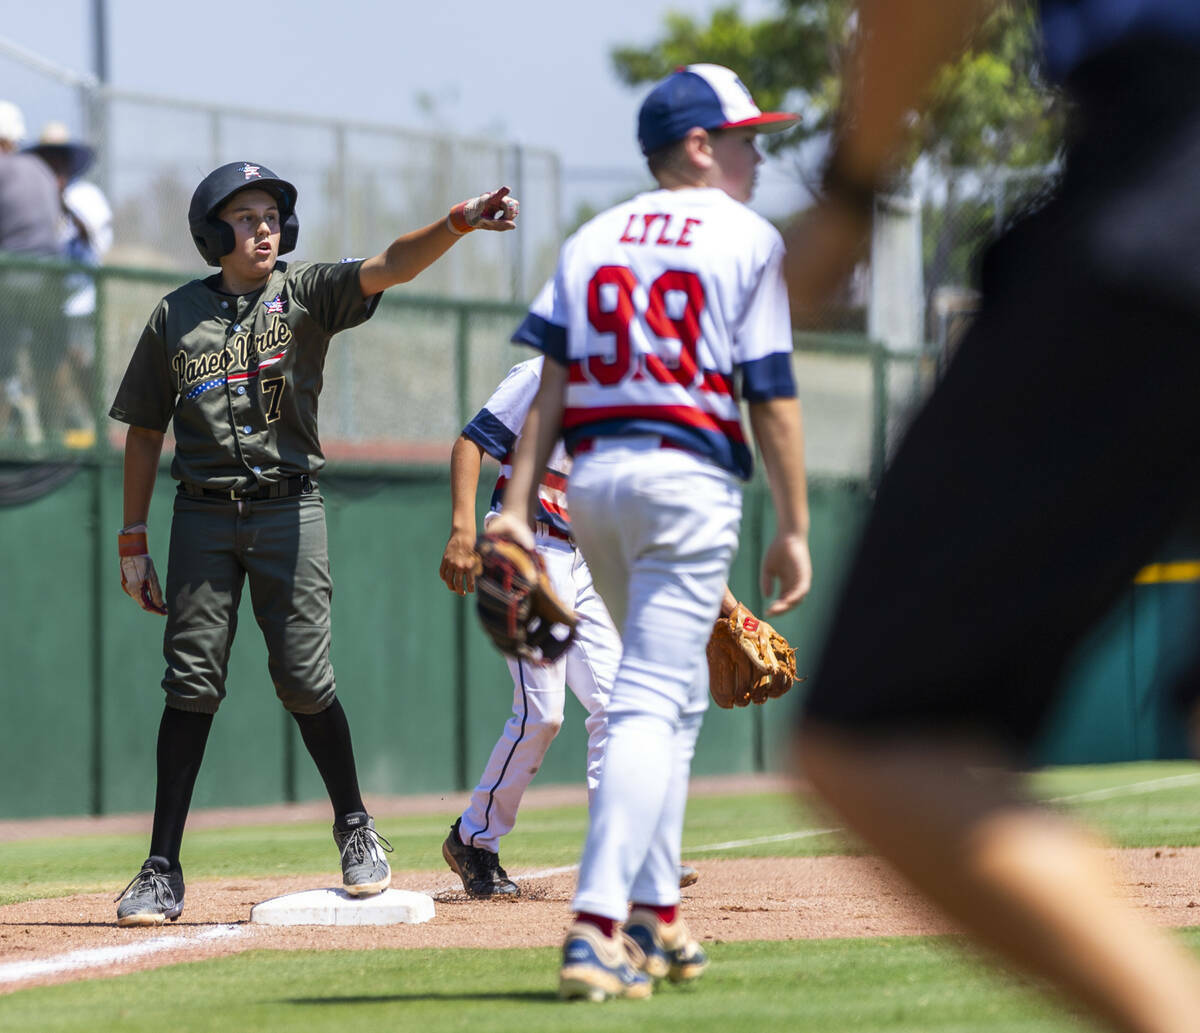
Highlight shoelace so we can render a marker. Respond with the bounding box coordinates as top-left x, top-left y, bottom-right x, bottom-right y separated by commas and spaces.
474, 847, 506, 876
113, 864, 175, 906
339, 825, 394, 866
